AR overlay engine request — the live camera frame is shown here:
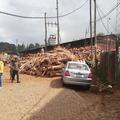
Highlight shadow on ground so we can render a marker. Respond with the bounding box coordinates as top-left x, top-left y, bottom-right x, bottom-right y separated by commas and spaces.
50, 78, 90, 91
28, 89, 96, 120
27, 79, 120, 120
